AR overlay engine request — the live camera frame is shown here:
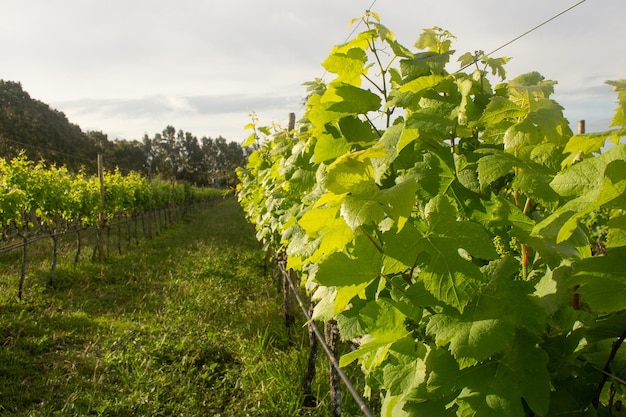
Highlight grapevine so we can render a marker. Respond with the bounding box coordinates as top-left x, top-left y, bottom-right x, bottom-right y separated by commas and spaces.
1, 154, 223, 297
237, 12, 626, 416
